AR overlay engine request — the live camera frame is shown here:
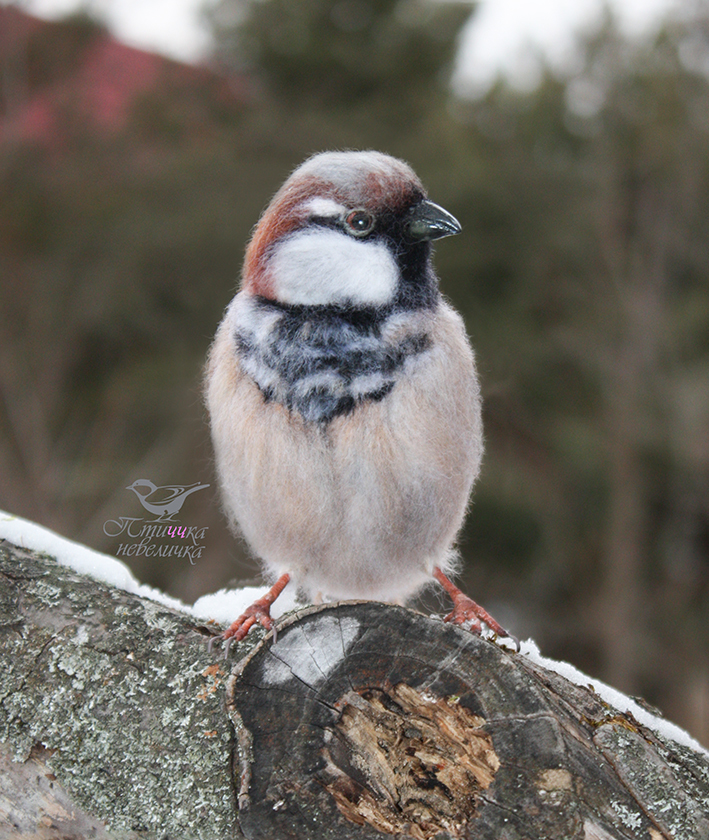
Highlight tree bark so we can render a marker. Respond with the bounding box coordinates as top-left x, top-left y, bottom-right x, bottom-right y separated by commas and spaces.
1, 538, 708, 840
